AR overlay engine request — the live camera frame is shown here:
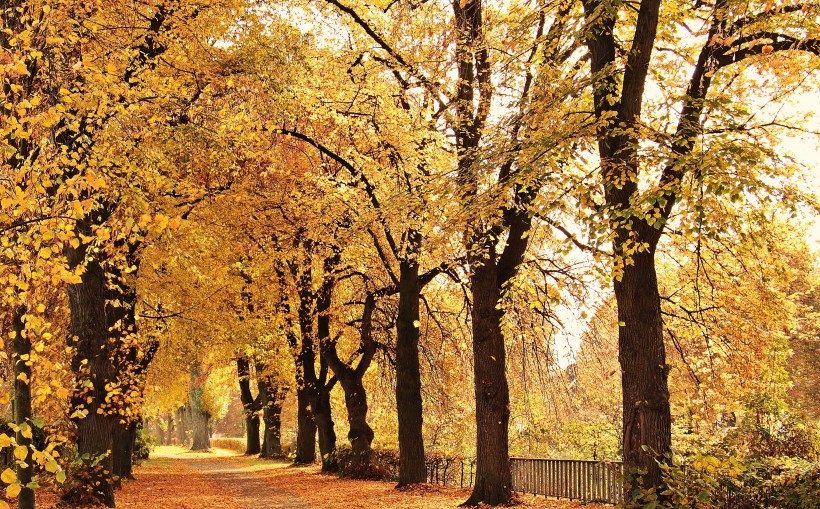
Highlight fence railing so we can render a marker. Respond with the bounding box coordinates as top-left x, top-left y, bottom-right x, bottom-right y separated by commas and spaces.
426, 457, 476, 488
510, 457, 624, 505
